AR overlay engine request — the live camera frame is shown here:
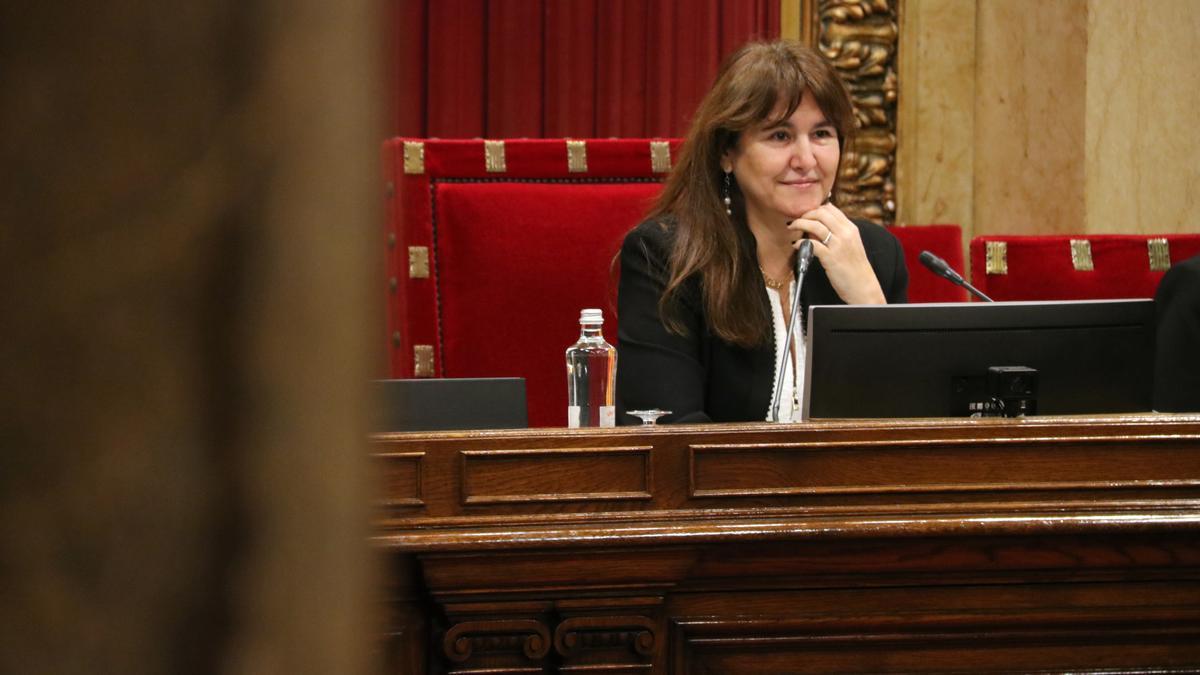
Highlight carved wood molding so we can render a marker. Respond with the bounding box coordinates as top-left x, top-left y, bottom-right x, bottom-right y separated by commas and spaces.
554, 615, 658, 658
423, 530, 1200, 671
398, 509, 1200, 556
437, 613, 660, 670
441, 618, 552, 663
804, 0, 901, 225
